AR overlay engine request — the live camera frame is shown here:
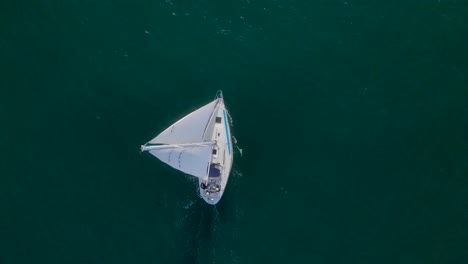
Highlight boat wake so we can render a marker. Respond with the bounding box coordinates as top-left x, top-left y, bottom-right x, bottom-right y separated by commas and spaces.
232, 136, 243, 157
173, 168, 243, 263
182, 197, 198, 210
172, 125, 244, 263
